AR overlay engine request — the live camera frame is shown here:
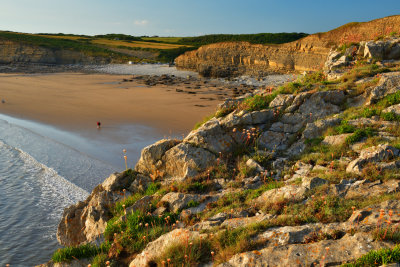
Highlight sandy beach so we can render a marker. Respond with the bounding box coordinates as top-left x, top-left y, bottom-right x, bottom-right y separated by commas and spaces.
0, 73, 222, 137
